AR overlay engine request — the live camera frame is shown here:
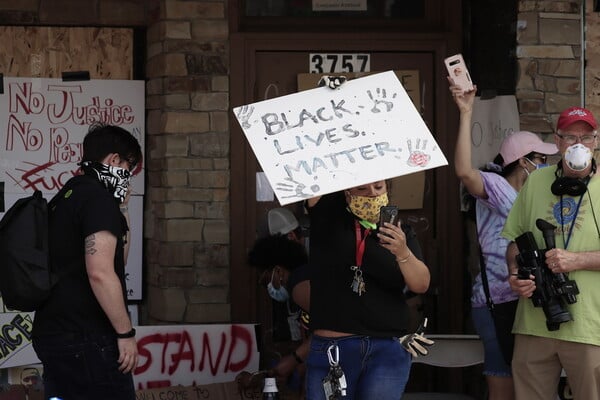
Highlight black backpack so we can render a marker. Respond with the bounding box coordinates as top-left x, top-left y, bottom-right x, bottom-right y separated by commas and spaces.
0, 190, 56, 311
